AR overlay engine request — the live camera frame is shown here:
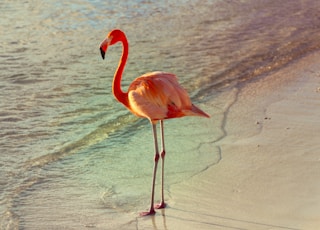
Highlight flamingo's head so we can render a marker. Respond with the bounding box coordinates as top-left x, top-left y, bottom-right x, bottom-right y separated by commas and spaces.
100, 29, 126, 60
